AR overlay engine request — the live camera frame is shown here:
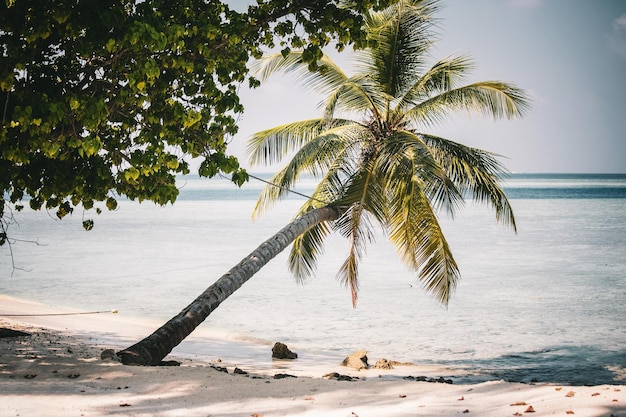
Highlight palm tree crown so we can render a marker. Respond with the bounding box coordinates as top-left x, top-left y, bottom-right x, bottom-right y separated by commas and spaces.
247, 0, 530, 307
